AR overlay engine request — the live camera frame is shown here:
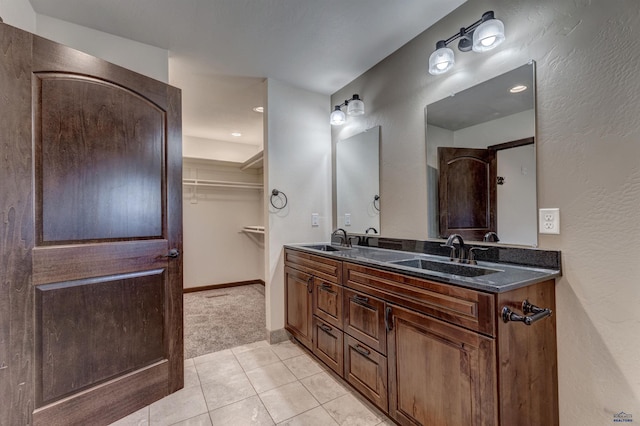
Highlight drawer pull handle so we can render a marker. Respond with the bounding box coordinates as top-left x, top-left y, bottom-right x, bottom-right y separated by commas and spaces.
320, 324, 333, 333
502, 300, 552, 325
353, 295, 369, 303
320, 283, 336, 294
354, 344, 371, 357
385, 306, 393, 332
